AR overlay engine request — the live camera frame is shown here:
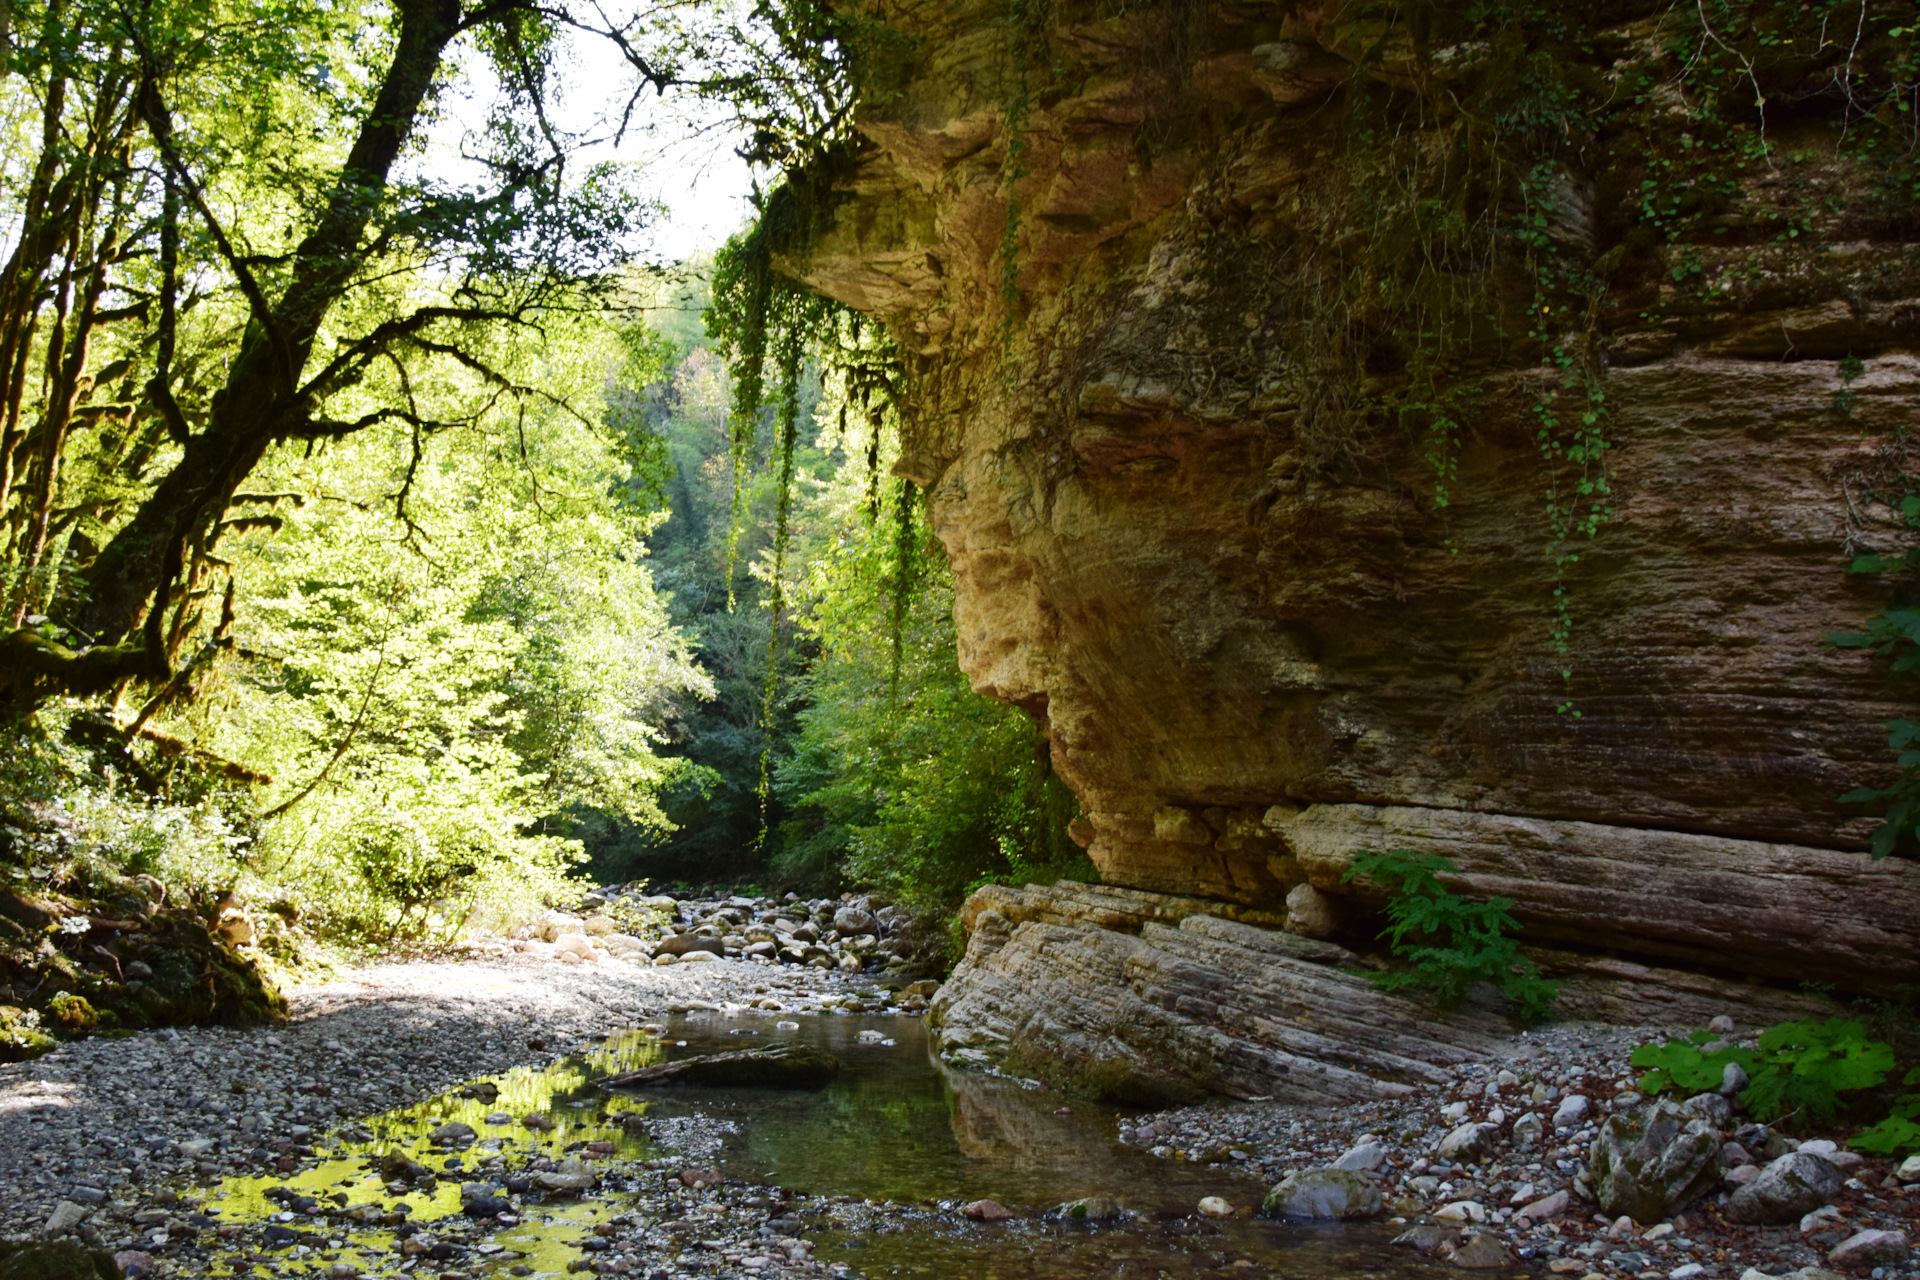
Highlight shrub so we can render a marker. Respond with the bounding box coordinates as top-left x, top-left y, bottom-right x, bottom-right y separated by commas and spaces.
1852, 1075, 1920, 1156
1342, 850, 1557, 1023
1634, 1019, 1899, 1128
